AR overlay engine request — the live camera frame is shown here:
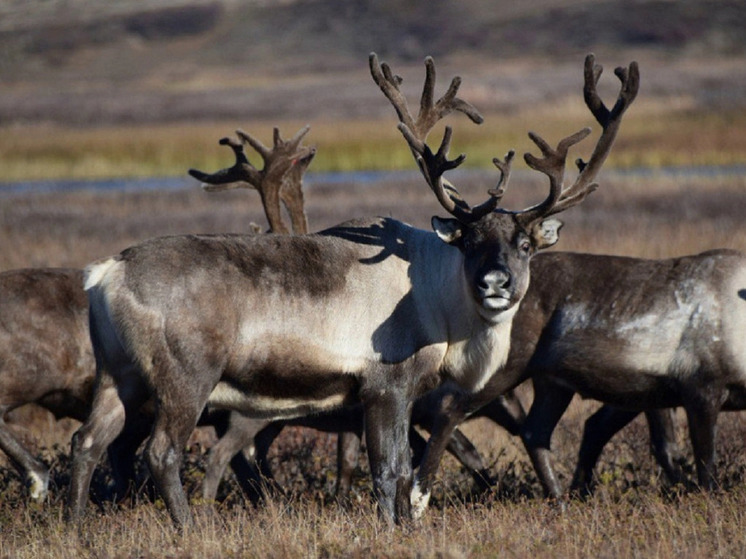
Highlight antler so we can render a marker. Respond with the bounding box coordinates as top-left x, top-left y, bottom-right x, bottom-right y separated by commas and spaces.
188, 125, 315, 234
372, 53, 509, 223
398, 123, 514, 223
369, 53, 483, 141
515, 54, 640, 228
